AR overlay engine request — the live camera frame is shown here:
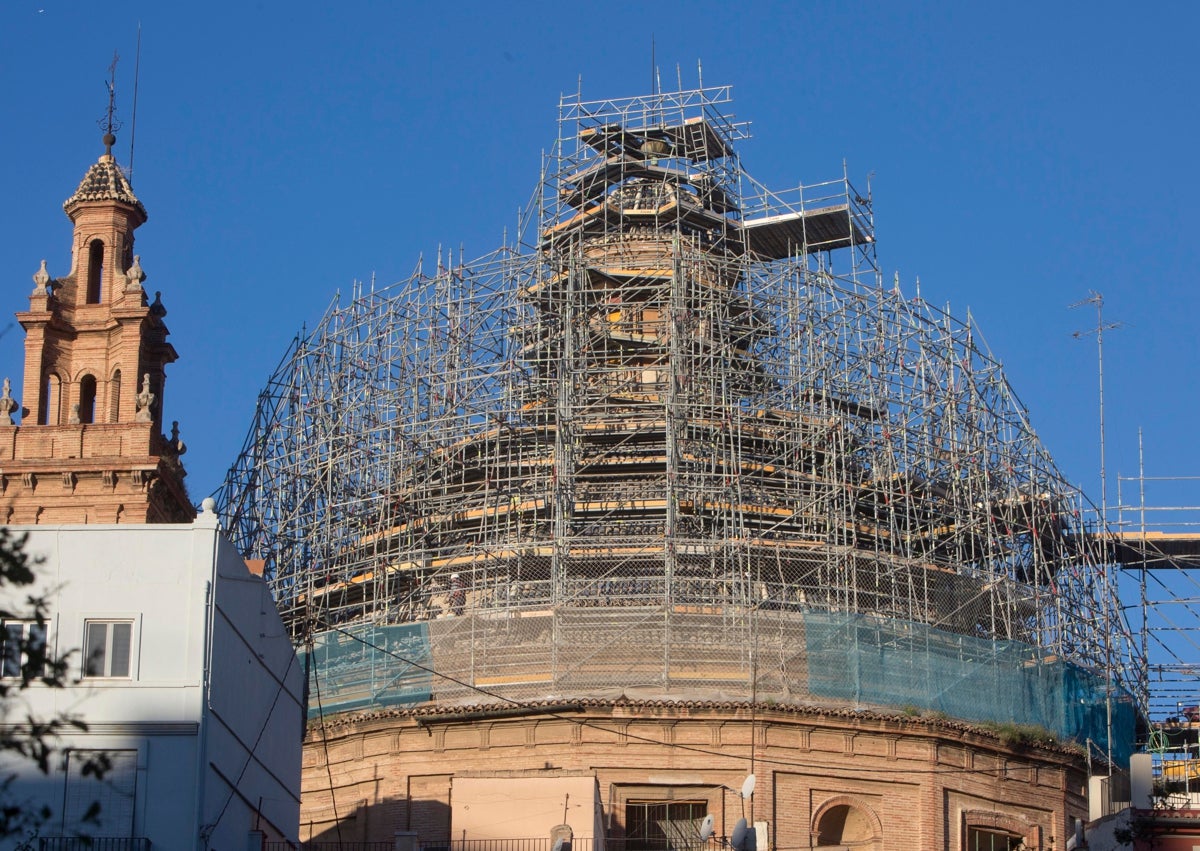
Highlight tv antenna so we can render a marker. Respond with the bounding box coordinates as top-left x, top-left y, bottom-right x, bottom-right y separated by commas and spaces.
650, 35, 656, 94
128, 23, 142, 179
1069, 288, 1124, 795
1069, 290, 1123, 529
